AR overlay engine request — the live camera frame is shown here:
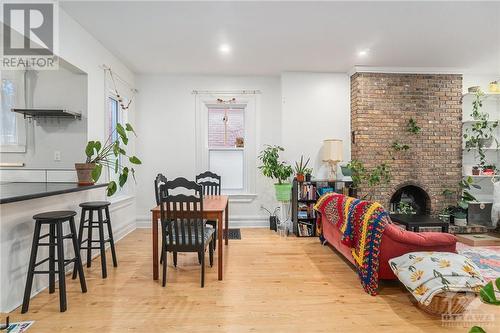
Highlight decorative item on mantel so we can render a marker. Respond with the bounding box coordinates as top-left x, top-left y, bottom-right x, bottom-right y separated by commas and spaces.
322, 139, 343, 180
75, 66, 142, 196
294, 155, 310, 182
